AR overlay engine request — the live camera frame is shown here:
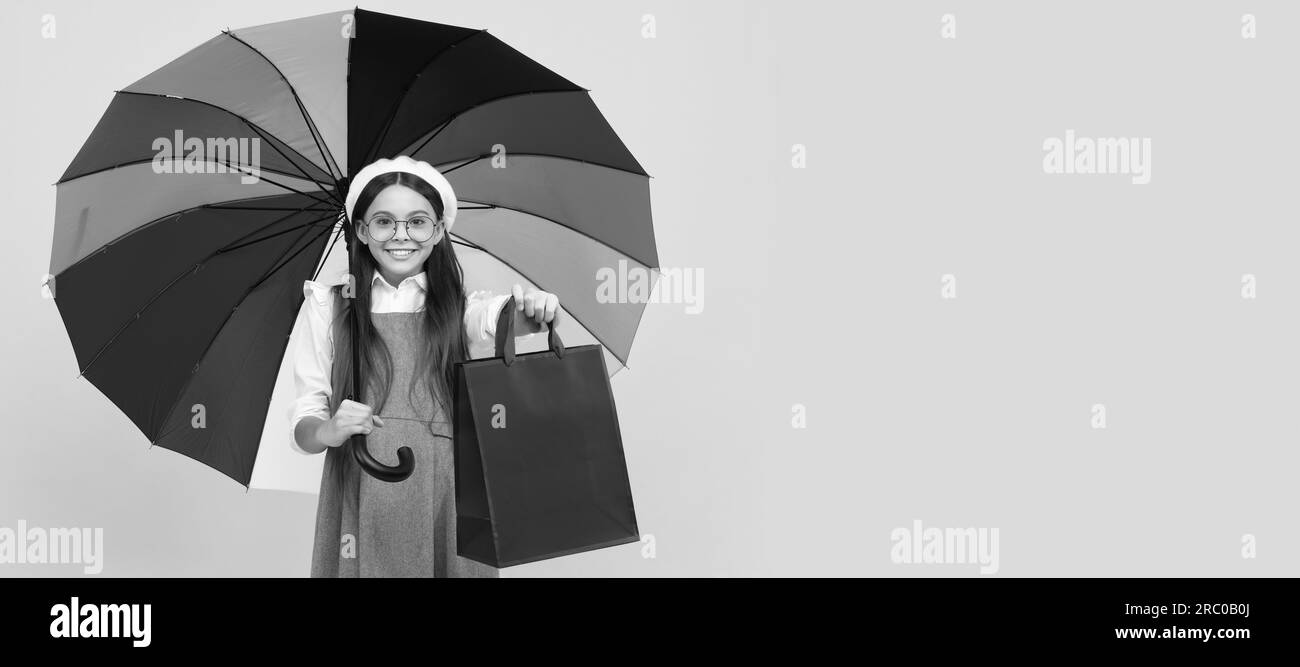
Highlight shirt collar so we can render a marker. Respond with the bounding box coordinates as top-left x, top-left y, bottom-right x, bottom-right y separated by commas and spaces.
372, 271, 428, 293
